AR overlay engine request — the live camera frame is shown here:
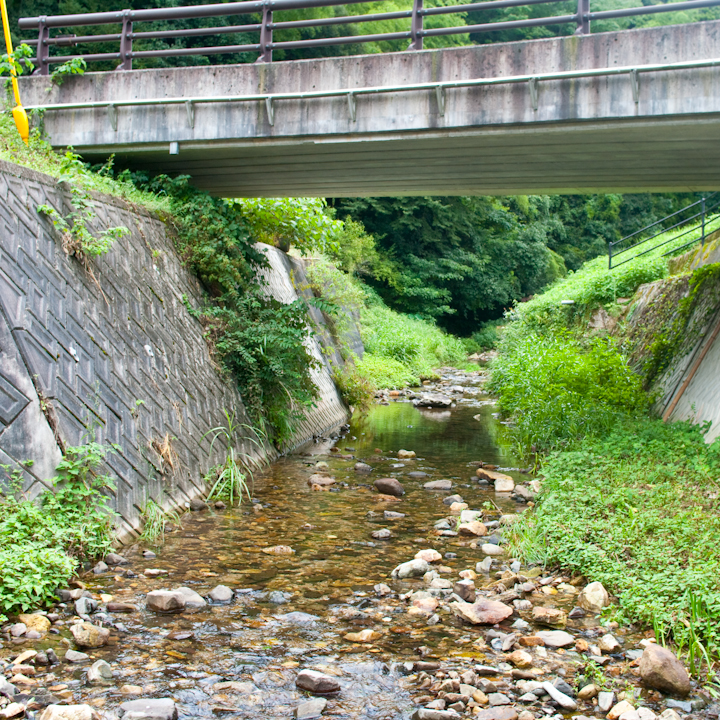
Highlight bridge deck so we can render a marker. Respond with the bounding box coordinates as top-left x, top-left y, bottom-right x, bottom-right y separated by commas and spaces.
17, 21, 720, 196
